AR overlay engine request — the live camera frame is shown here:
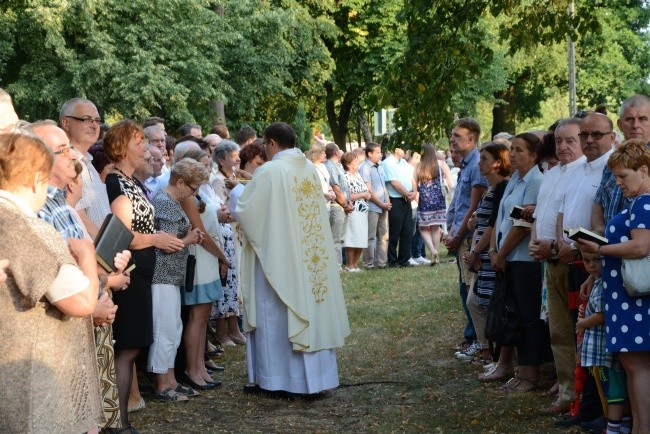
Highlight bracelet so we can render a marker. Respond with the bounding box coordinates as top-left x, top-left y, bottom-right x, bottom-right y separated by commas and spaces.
597, 245, 603, 256
488, 248, 496, 253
